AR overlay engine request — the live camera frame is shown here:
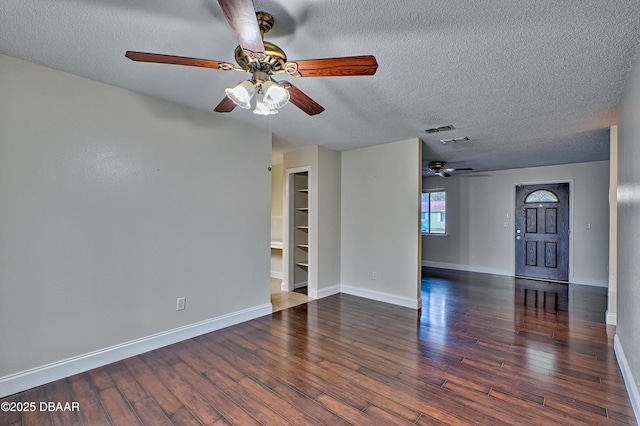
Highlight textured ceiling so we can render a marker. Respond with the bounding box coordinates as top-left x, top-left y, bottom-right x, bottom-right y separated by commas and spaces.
2, 0, 639, 173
